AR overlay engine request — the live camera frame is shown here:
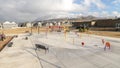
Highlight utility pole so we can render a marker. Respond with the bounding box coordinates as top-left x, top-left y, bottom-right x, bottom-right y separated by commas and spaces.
30, 22, 32, 35
38, 25, 40, 34
2, 23, 4, 34
38, 22, 42, 34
